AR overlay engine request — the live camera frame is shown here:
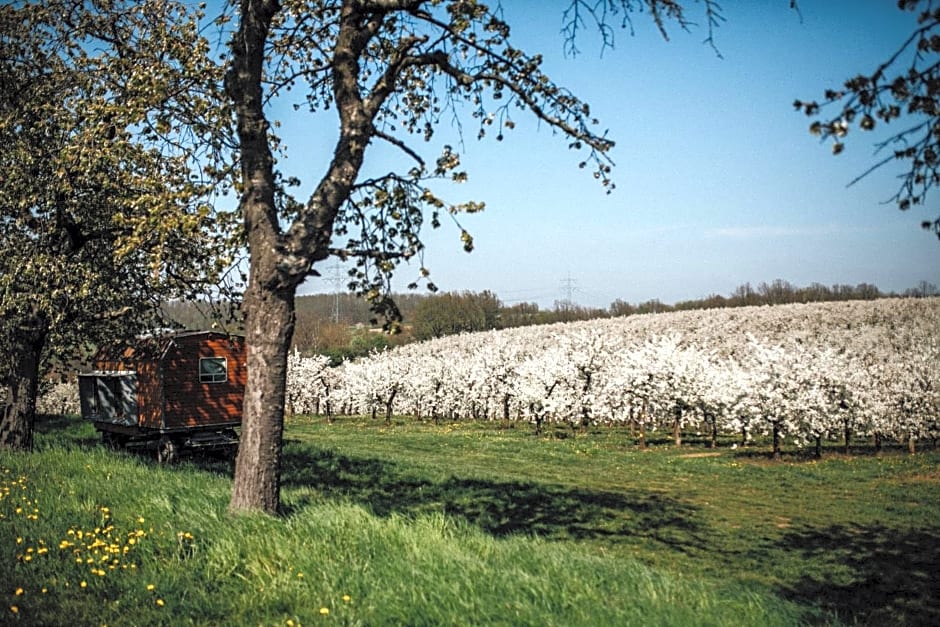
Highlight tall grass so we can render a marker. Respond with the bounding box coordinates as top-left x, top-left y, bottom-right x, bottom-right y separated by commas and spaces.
2, 415, 937, 625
